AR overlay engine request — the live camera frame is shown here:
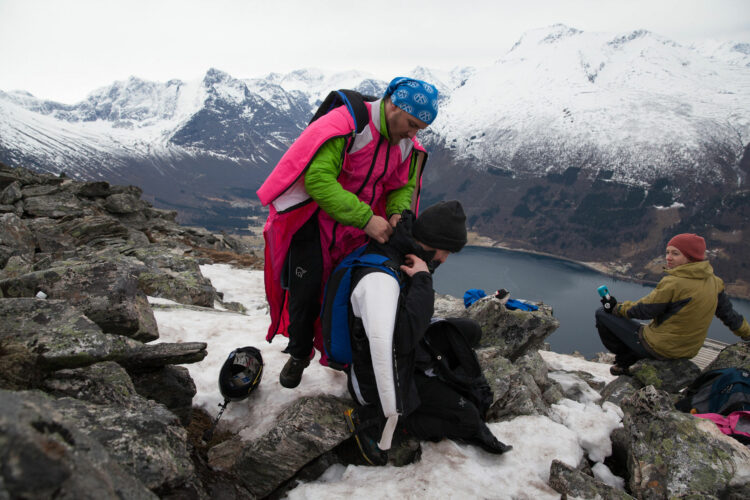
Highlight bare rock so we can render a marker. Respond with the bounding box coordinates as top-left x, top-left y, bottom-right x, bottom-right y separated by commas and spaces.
621, 385, 750, 498
628, 358, 701, 394
548, 459, 634, 499
208, 395, 351, 498
129, 365, 197, 426
477, 347, 548, 421
23, 191, 85, 218
0, 213, 35, 267
0, 259, 159, 341
43, 361, 138, 406
0, 181, 22, 205
0, 389, 159, 499
468, 297, 560, 361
